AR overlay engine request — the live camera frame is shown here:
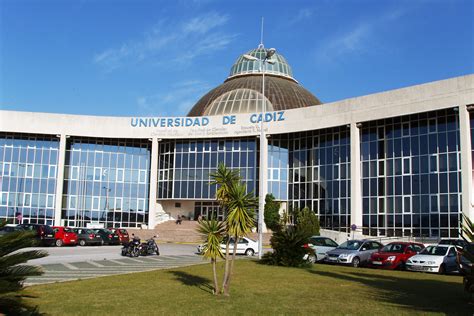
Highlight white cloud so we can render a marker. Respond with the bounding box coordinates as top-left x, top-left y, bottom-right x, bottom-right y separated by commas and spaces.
315, 8, 408, 64
93, 12, 235, 71
289, 8, 313, 24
